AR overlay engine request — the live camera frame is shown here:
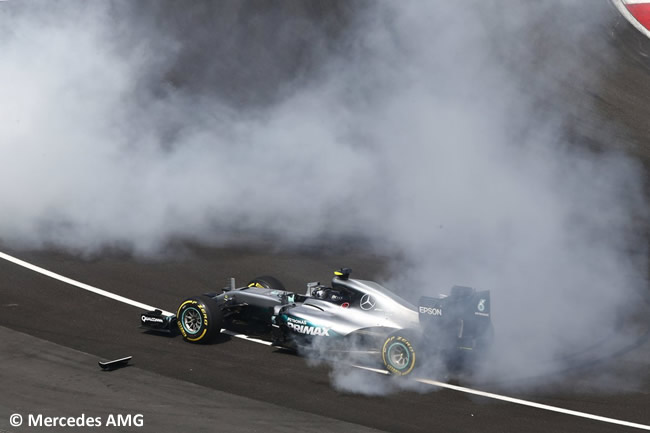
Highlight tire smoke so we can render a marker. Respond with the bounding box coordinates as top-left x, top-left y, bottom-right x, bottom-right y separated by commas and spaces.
1, 1, 647, 393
